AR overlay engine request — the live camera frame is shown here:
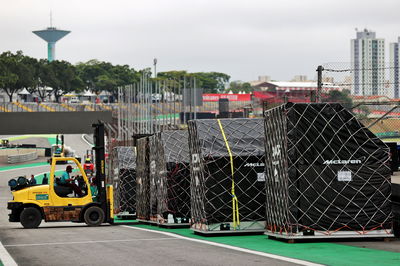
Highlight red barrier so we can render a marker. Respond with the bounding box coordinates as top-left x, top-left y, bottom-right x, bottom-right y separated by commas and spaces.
202, 94, 252, 102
